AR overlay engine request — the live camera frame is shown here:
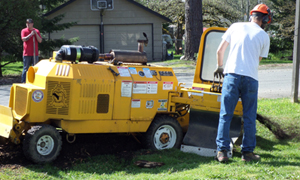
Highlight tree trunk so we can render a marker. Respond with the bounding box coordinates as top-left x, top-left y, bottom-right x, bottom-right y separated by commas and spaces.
246, 0, 250, 21
175, 22, 183, 55
183, 0, 203, 60
0, 65, 3, 77
0, 56, 2, 77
